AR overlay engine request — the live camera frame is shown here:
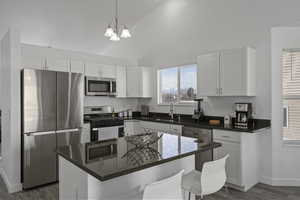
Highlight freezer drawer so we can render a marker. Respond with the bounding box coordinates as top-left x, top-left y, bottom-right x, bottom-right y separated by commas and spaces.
22, 131, 57, 189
